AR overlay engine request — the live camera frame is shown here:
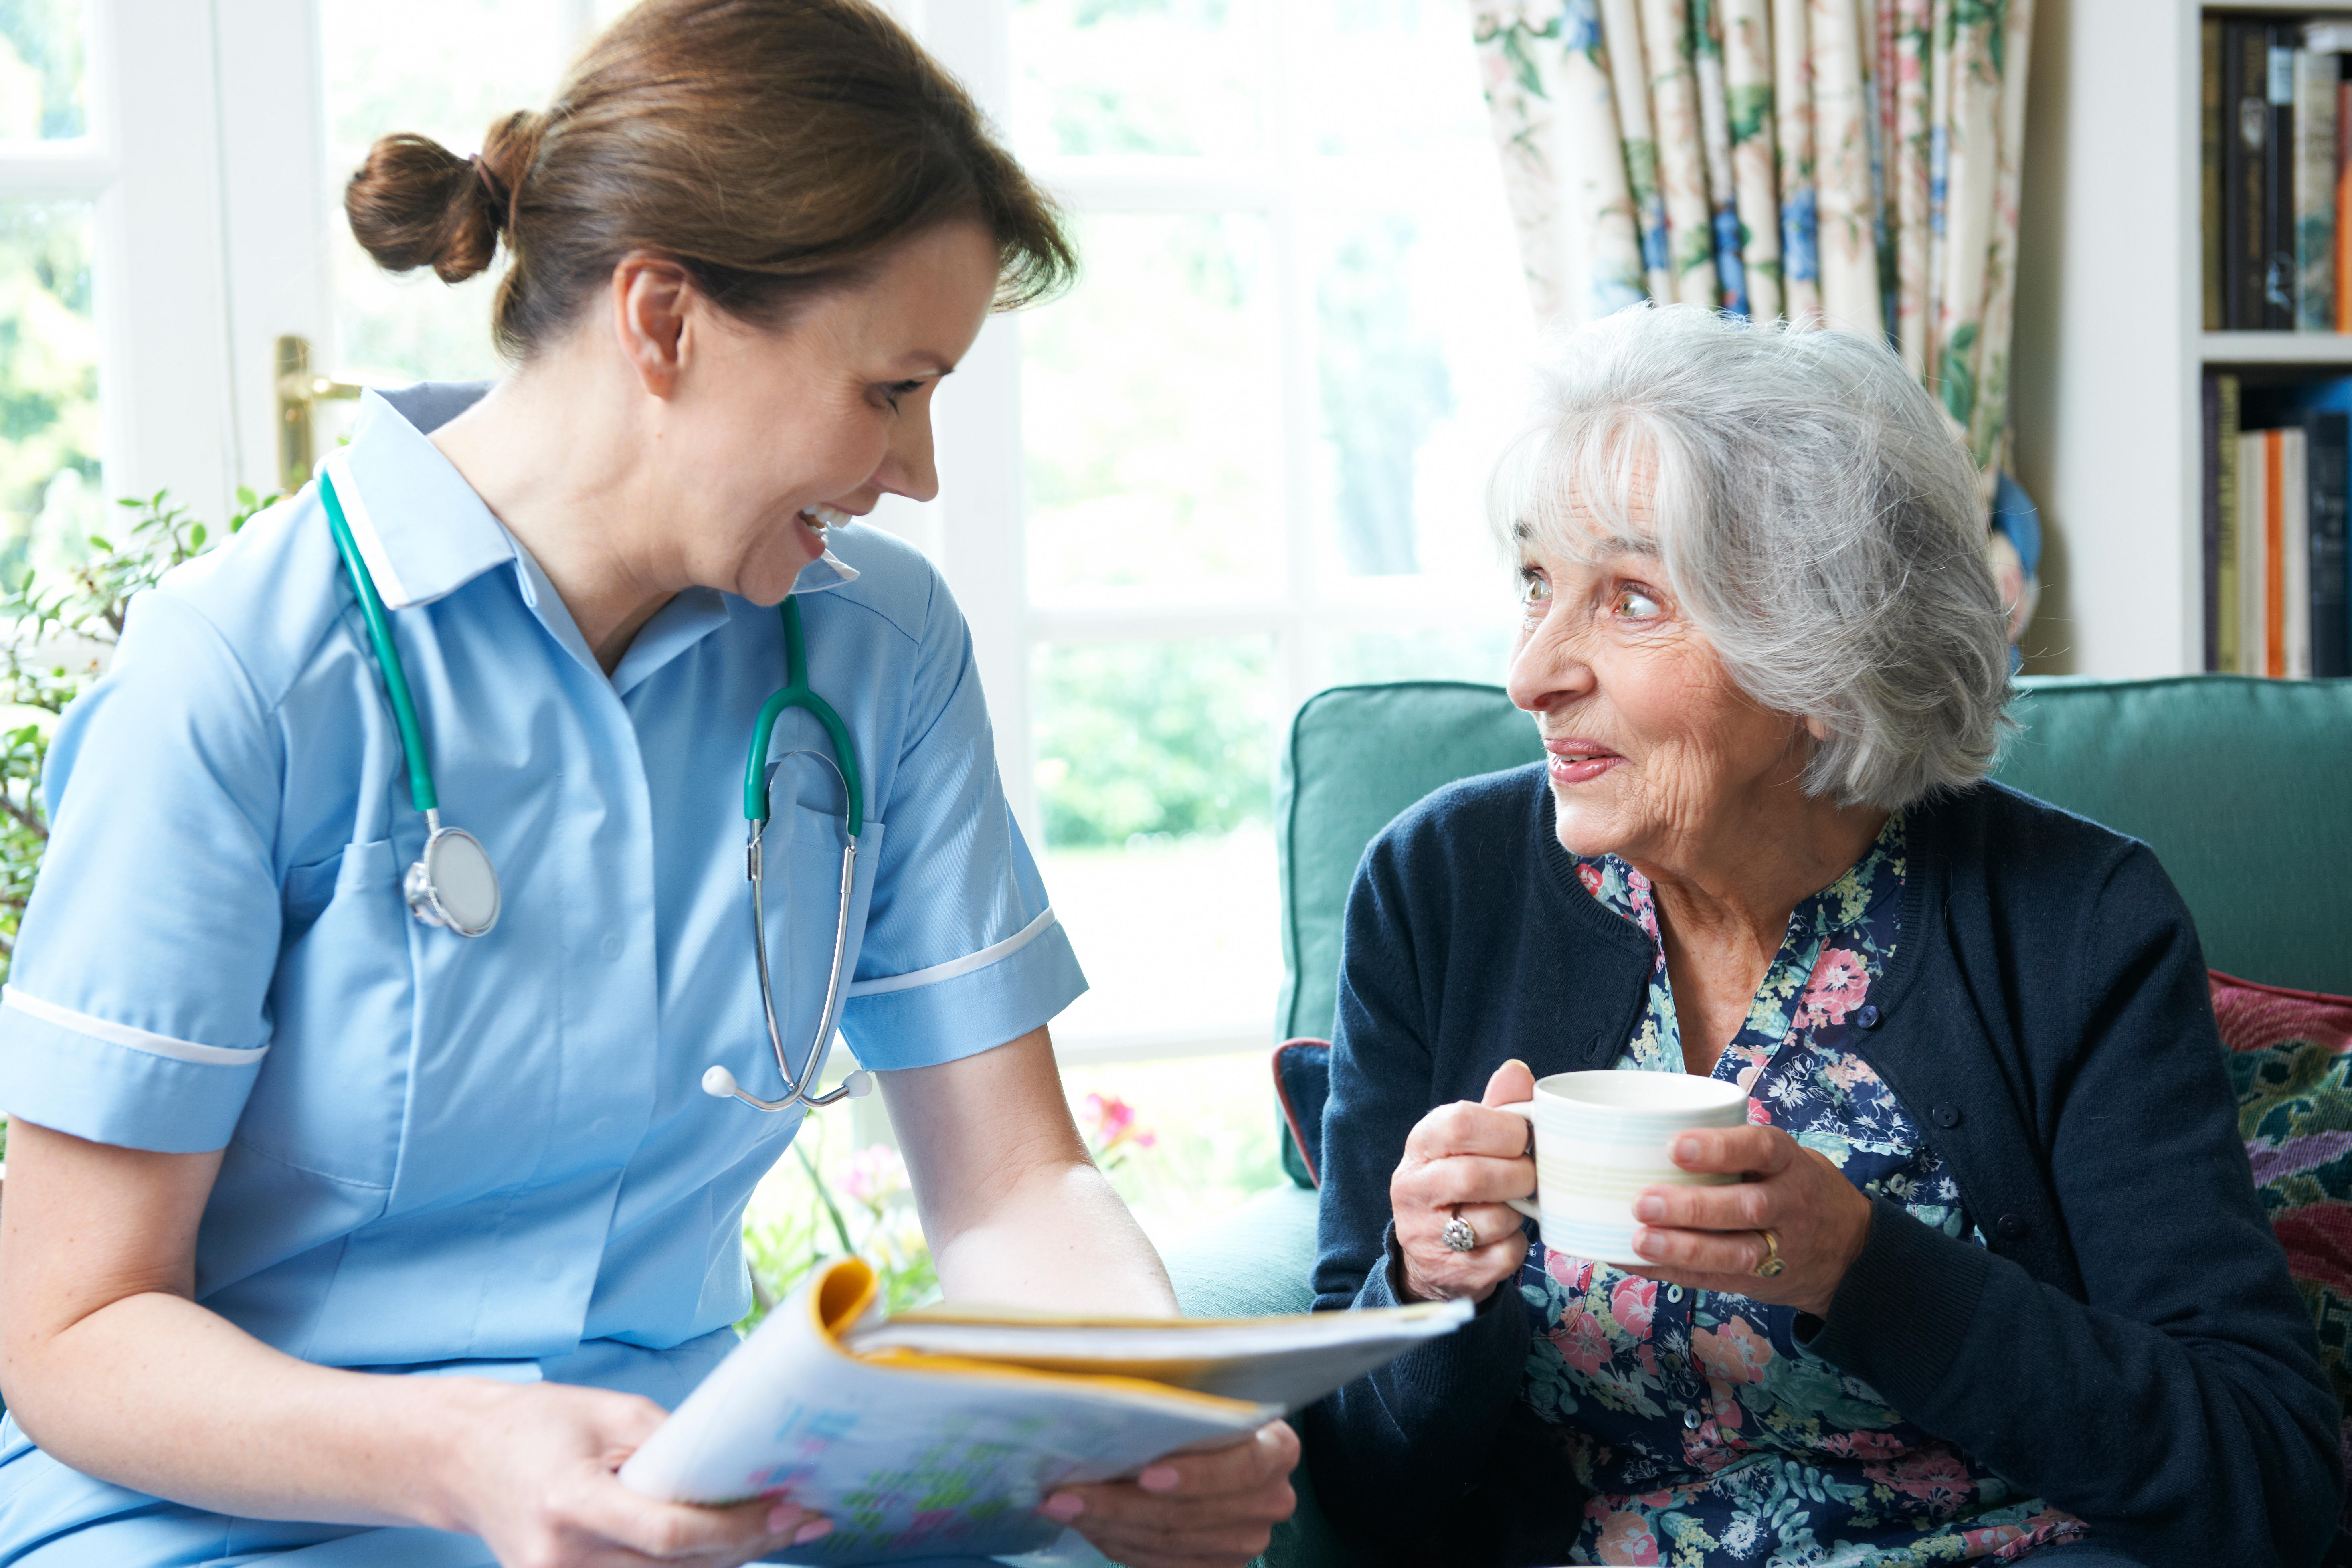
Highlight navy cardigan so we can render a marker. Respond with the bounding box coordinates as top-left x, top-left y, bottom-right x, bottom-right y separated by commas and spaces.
1302, 765, 2341, 1568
